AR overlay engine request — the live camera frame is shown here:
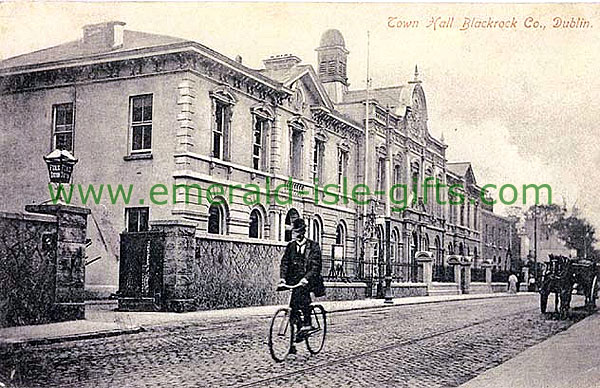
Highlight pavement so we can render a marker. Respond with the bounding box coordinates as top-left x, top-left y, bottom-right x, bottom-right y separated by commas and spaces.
459, 308, 600, 388
0, 292, 532, 348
